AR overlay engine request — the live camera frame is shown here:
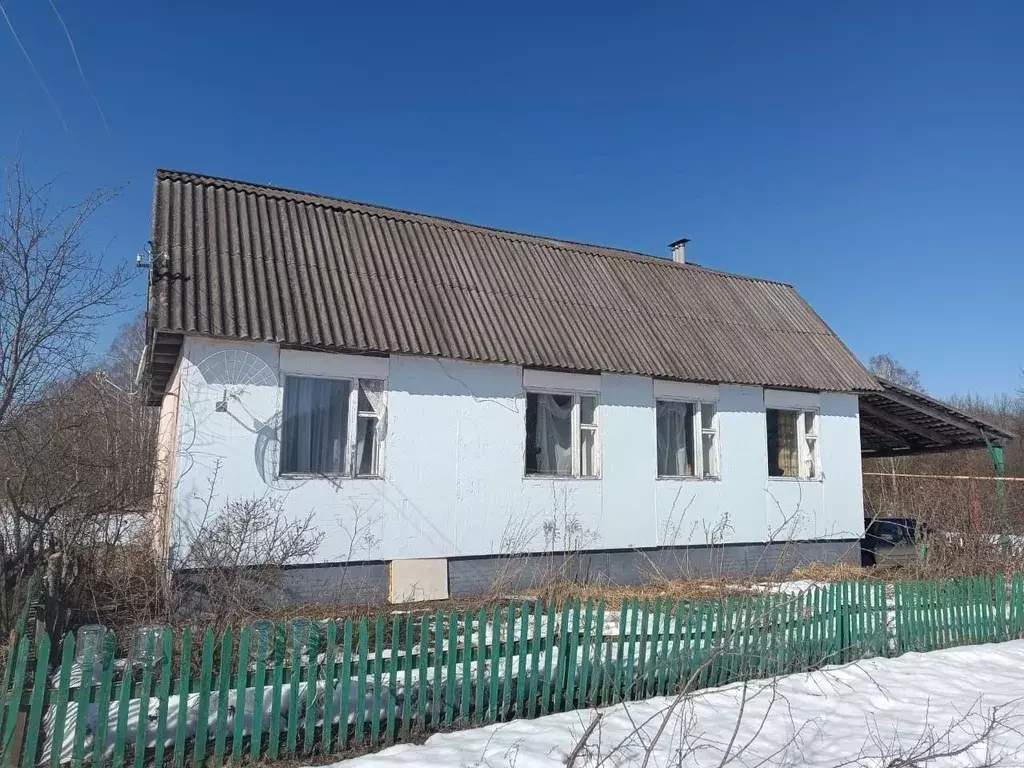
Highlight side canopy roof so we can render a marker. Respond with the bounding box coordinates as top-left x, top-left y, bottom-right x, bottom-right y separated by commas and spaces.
860, 378, 1015, 458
